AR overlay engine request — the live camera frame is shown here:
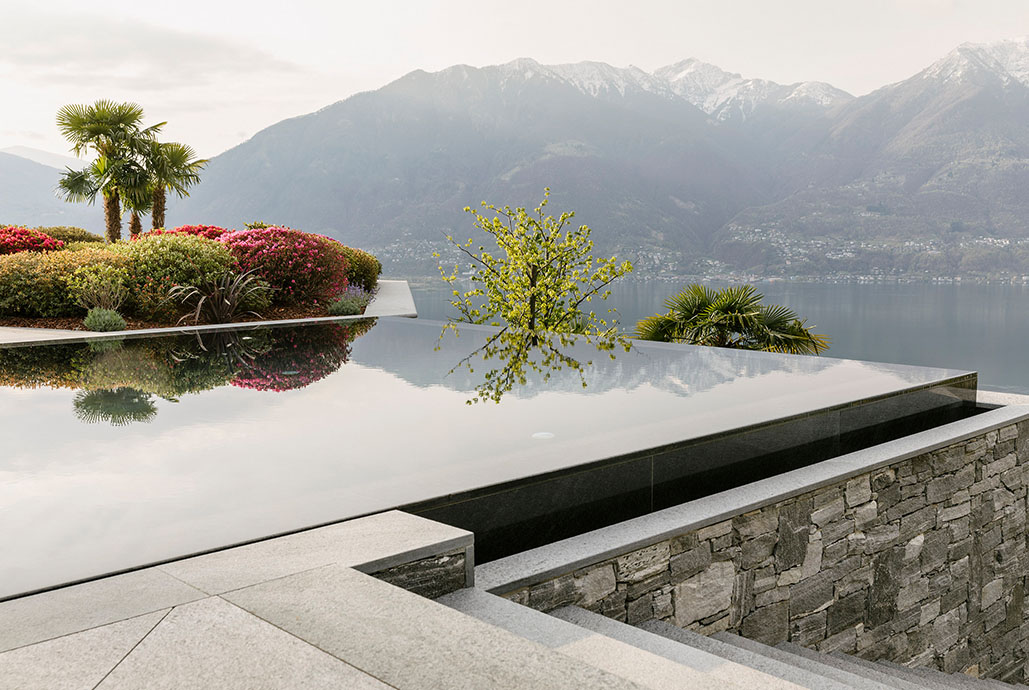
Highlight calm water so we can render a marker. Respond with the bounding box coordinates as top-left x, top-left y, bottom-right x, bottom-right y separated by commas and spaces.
408, 278, 1029, 394
0, 316, 968, 598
